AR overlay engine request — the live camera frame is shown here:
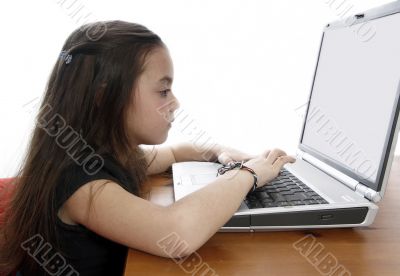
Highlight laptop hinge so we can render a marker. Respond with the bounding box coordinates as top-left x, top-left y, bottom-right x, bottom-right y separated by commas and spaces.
354, 183, 381, 203
297, 150, 381, 203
